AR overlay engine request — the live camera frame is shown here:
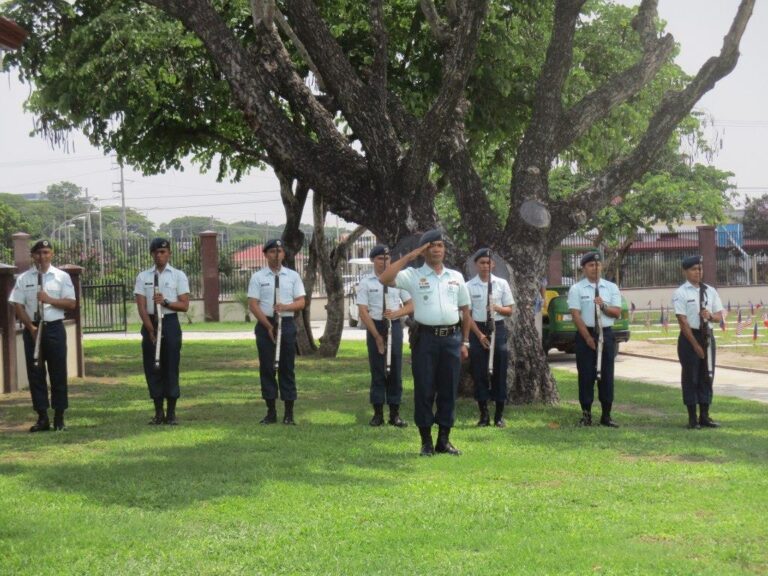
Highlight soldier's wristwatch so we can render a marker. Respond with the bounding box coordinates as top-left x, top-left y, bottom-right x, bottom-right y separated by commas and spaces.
163, 298, 170, 308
